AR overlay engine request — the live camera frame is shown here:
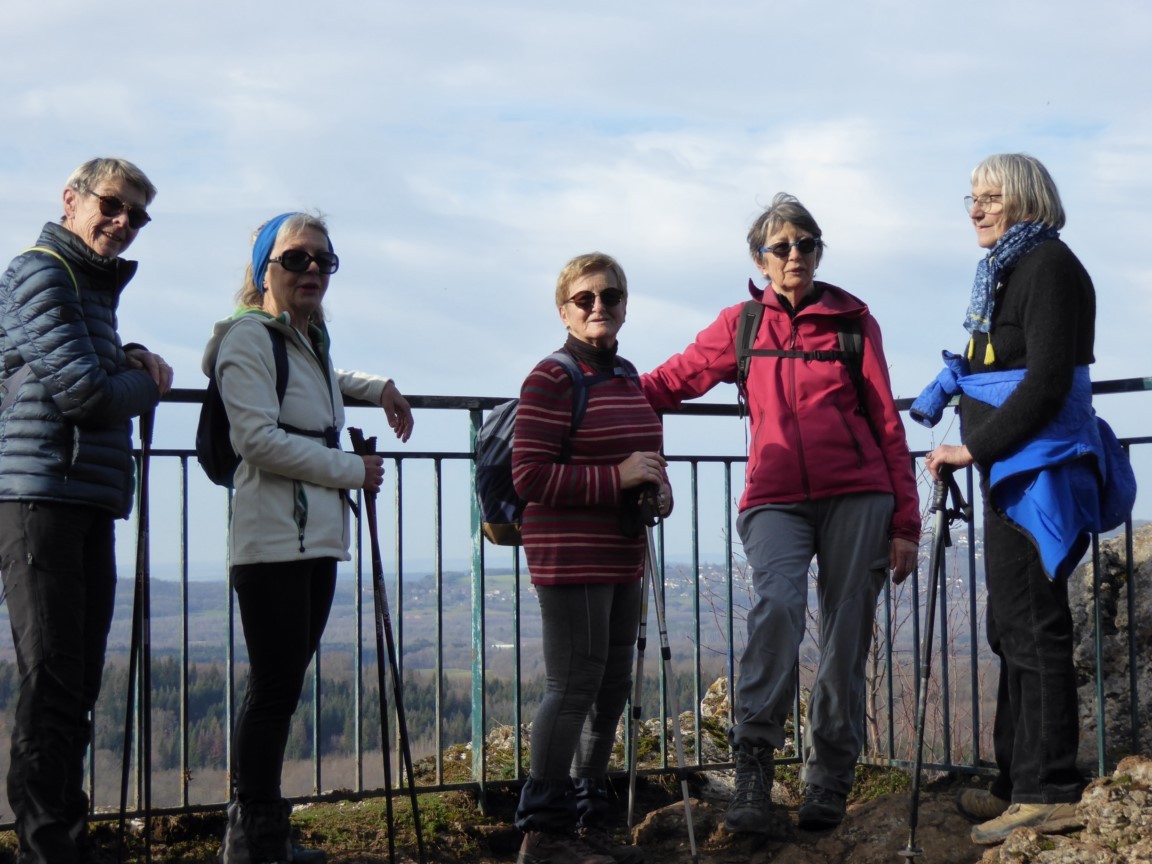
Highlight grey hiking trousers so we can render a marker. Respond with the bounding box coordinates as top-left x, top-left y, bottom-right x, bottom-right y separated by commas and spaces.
732, 492, 892, 796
